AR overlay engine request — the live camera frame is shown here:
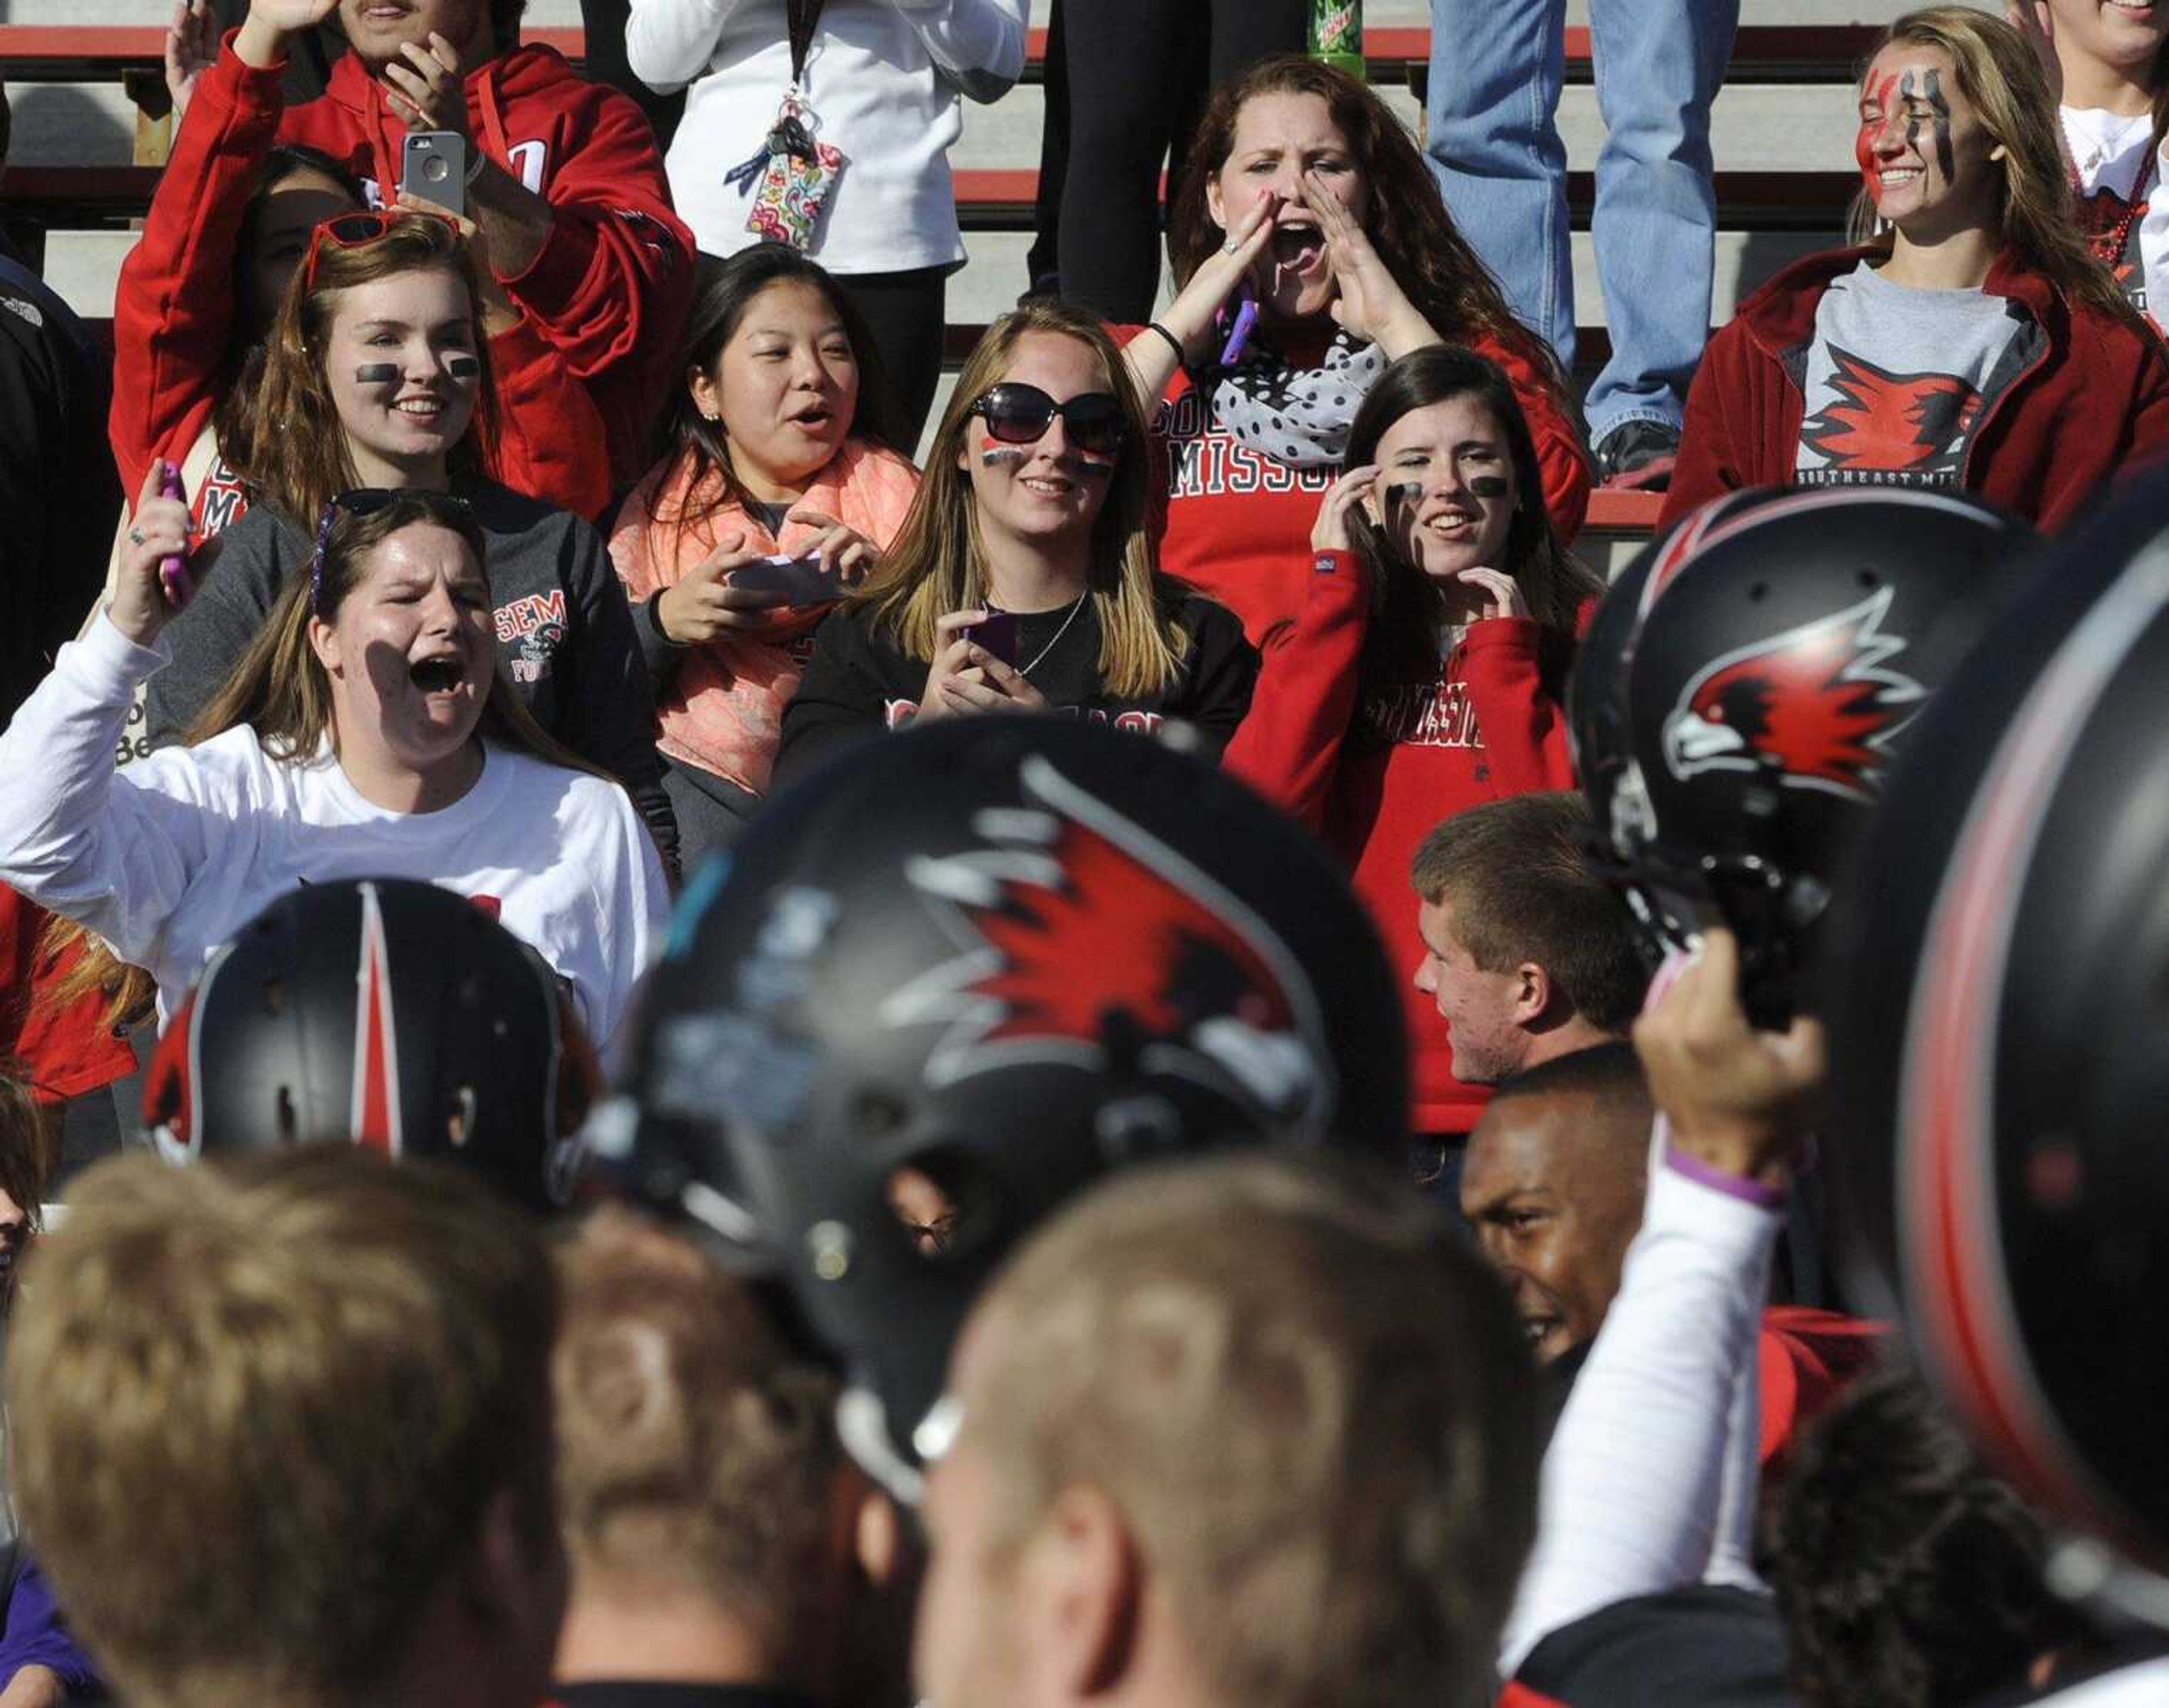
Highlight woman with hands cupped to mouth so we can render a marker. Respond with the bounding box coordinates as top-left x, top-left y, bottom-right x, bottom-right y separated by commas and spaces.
773, 302, 1258, 786
1224, 345, 1602, 1139
1120, 55, 1590, 649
